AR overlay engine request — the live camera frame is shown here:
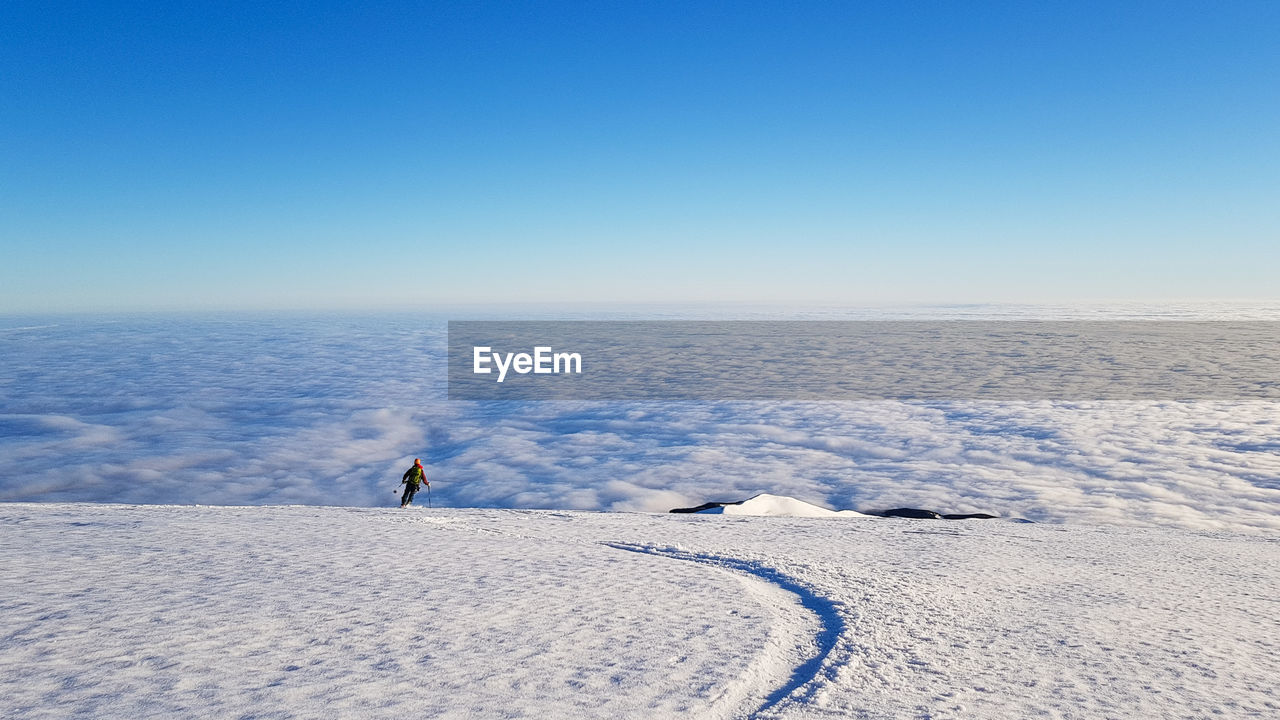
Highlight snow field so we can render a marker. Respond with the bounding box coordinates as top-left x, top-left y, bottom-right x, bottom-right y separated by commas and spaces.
2, 506, 775, 719
2, 503, 1278, 719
